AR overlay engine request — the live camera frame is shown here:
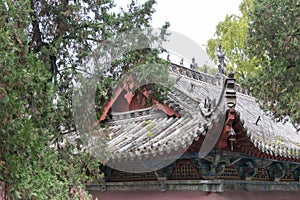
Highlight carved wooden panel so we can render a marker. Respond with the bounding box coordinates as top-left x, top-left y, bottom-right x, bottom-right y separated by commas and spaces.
220, 165, 240, 179
252, 168, 270, 181
109, 169, 156, 182
280, 170, 295, 181
171, 160, 201, 180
